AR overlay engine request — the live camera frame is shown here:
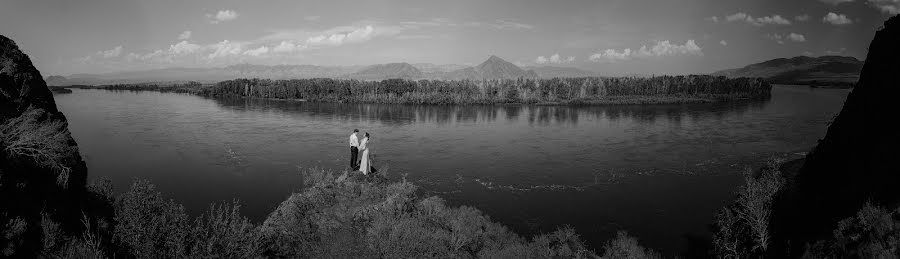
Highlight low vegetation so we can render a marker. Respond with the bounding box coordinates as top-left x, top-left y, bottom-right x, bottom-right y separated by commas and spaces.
83, 75, 771, 105
199, 76, 771, 105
